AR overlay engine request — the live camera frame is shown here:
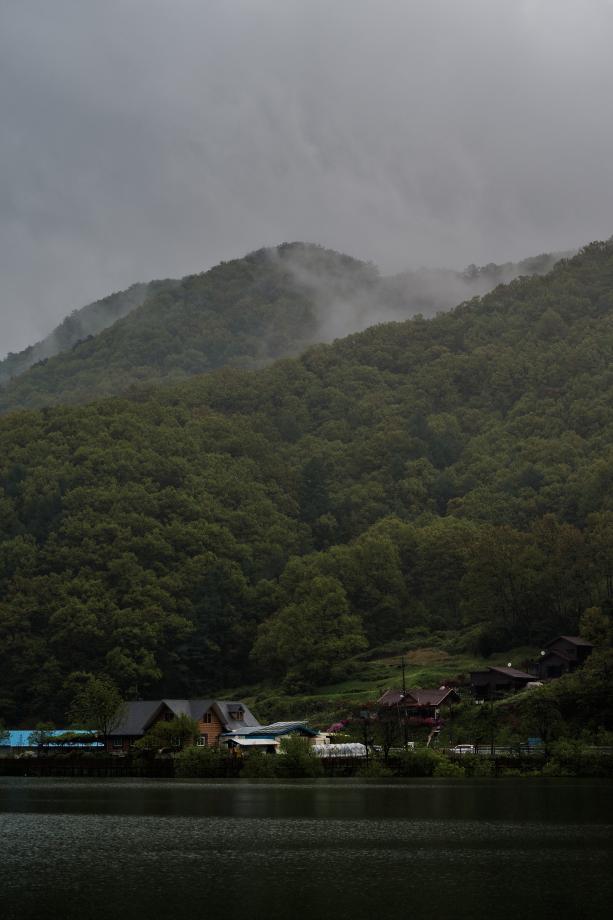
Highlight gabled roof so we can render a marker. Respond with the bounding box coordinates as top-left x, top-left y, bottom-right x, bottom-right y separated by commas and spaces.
378, 687, 459, 707
110, 699, 260, 737
214, 700, 260, 733
406, 688, 460, 706
546, 635, 593, 648
486, 666, 534, 680
112, 700, 161, 736
377, 689, 405, 707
